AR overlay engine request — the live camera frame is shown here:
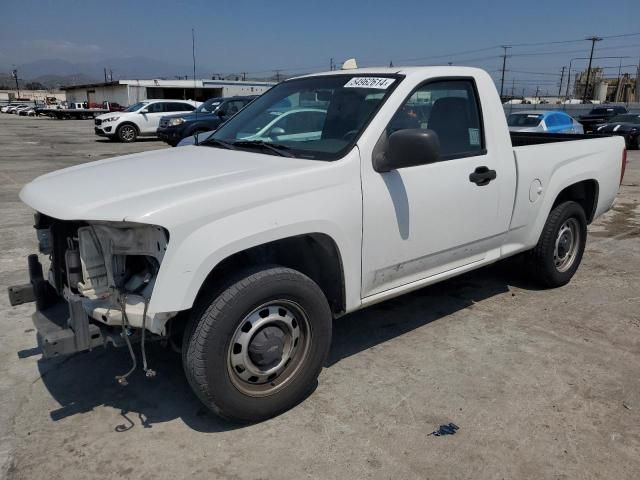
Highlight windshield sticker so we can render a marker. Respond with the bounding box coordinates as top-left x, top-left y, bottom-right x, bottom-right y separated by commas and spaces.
344, 77, 395, 89
469, 128, 480, 146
